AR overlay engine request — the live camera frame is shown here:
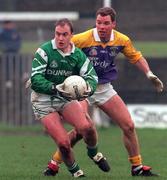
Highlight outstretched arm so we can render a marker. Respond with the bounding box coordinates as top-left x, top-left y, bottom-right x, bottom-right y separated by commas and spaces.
134, 57, 164, 92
